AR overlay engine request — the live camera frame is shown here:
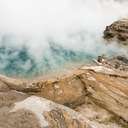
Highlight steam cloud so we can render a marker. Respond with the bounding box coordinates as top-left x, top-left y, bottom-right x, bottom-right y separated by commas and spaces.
0, 0, 128, 77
